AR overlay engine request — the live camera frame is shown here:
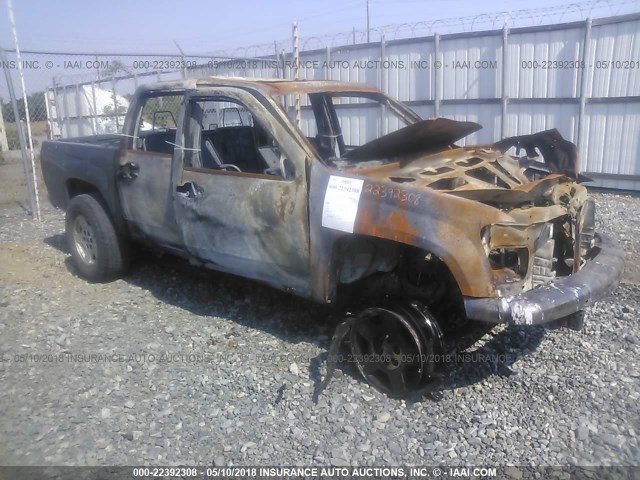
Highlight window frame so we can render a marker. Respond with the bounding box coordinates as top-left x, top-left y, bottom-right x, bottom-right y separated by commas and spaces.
181, 93, 294, 181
